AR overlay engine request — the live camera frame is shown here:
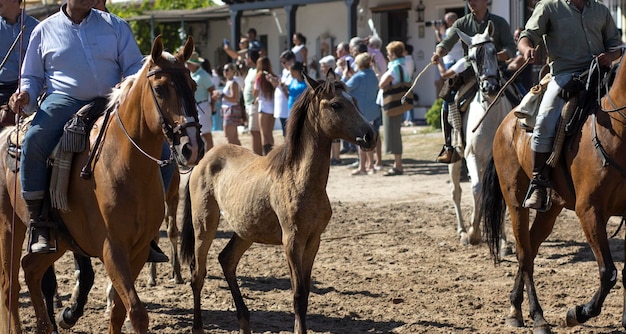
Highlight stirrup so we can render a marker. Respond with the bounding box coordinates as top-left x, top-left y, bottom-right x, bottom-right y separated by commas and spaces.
435, 145, 461, 164
522, 178, 552, 212
27, 220, 57, 254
